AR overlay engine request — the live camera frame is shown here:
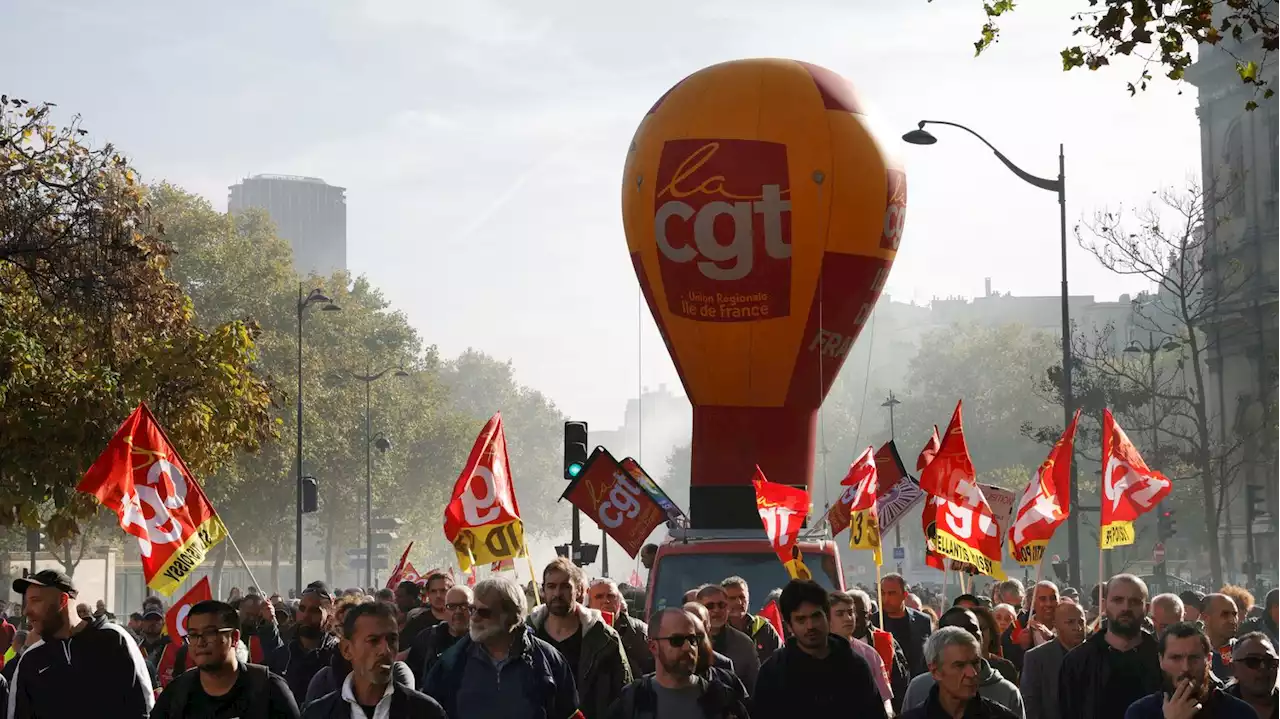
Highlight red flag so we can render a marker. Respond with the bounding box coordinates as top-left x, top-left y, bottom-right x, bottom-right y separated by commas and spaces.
919, 401, 1005, 579
629, 568, 644, 588
77, 403, 228, 596
1010, 409, 1080, 565
1100, 409, 1172, 548
758, 599, 785, 640
385, 542, 414, 589
827, 446, 876, 536
841, 446, 882, 565
165, 577, 212, 642
444, 413, 523, 571
916, 425, 941, 472
752, 467, 811, 579
562, 448, 664, 558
